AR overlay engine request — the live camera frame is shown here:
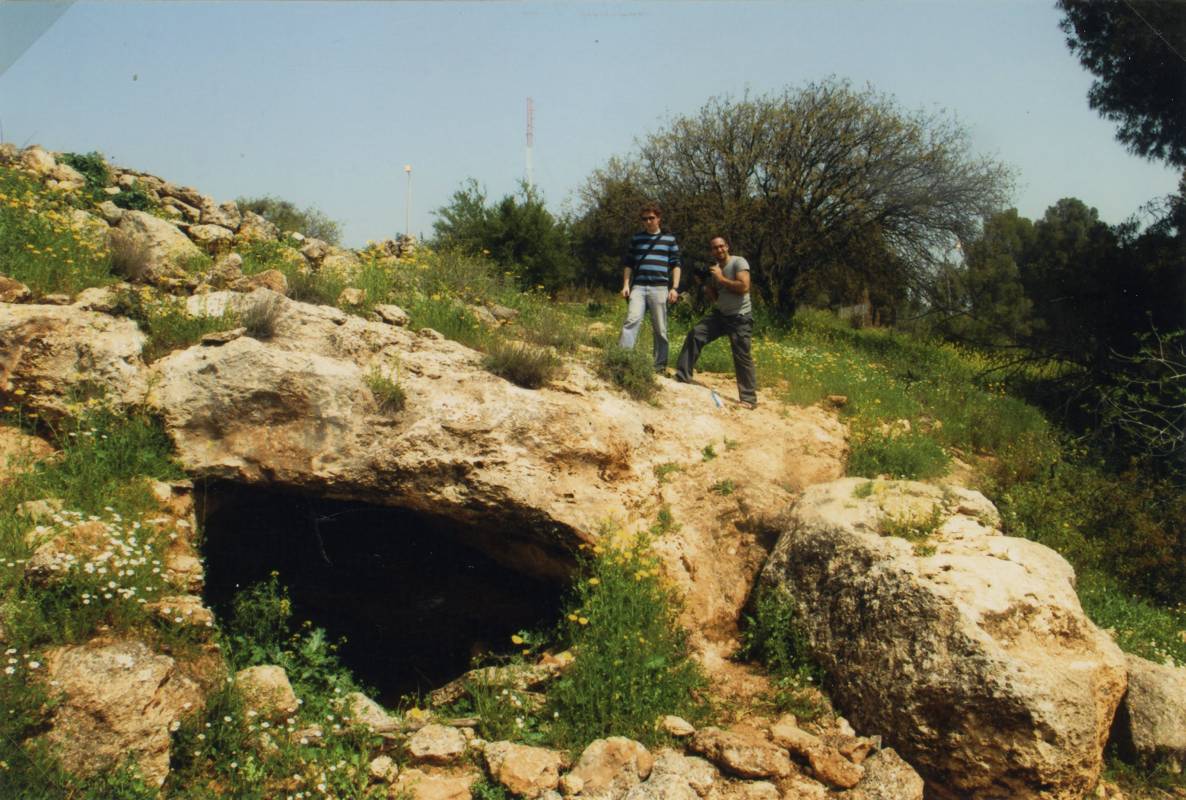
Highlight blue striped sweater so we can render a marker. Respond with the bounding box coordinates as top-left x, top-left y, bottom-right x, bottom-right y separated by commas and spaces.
623, 231, 681, 287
